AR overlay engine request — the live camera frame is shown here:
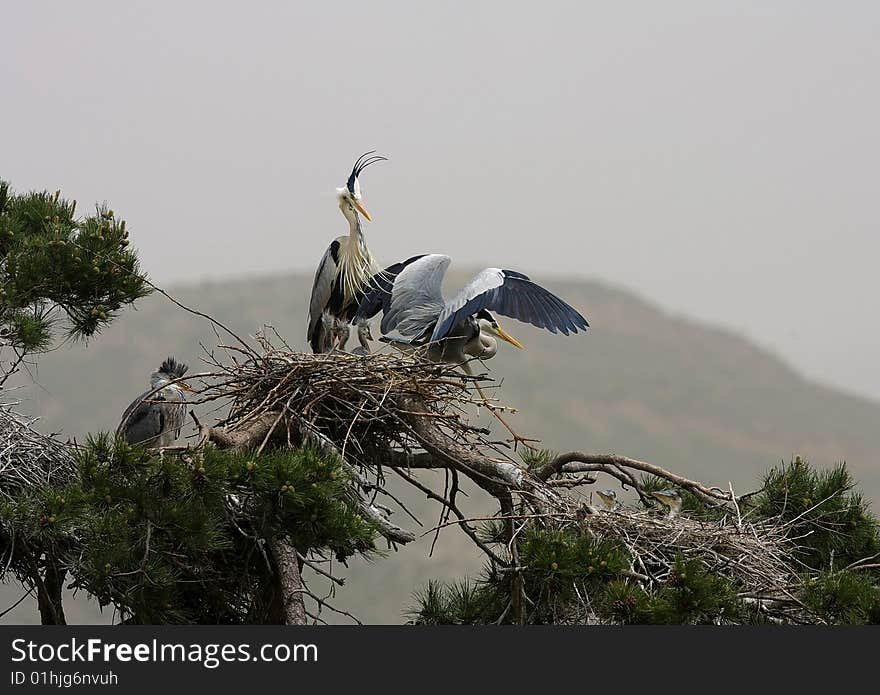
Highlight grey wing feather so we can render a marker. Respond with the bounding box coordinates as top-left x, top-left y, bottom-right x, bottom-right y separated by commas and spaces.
433, 268, 505, 339
353, 254, 429, 324
381, 254, 451, 336
307, 239, 341, 342
432, 268, 589, 341
121, 391, 164, 445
